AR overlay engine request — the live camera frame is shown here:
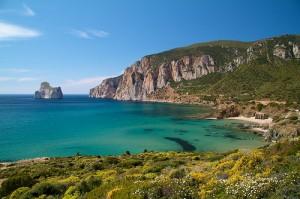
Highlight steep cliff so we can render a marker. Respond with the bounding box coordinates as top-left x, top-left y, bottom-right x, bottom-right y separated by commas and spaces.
90, 76, 122, 98
90, 35, 300, 102
35, 82, 63, 99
